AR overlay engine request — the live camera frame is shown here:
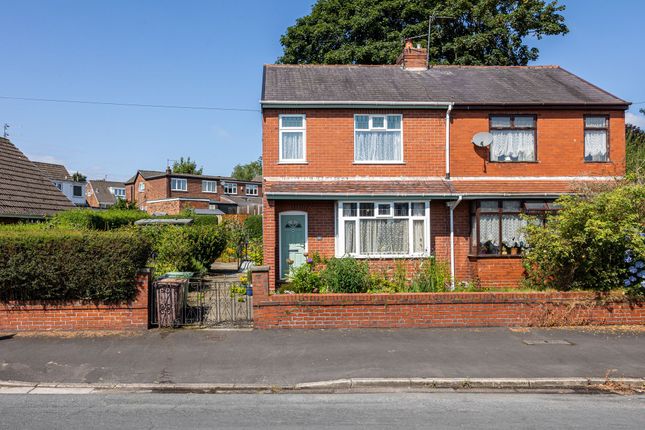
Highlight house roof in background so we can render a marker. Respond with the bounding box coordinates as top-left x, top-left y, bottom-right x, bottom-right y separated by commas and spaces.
262, 65, 629, 108
0, 138, 74, 218
125, 169, 262, 185
88, 179, 126, 205
32, 161, 71, 181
